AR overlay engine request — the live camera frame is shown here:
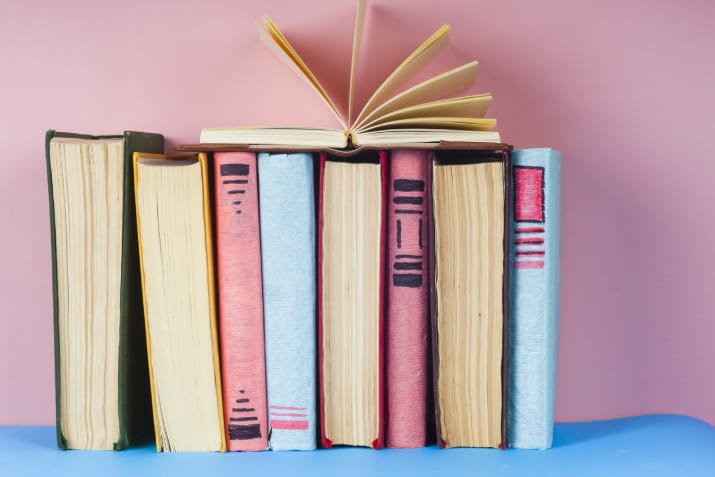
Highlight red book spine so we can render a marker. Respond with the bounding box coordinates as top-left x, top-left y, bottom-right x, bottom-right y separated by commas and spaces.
318, 152, 386, 450
214, 152, 268, 451
386, 150, 431, 448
